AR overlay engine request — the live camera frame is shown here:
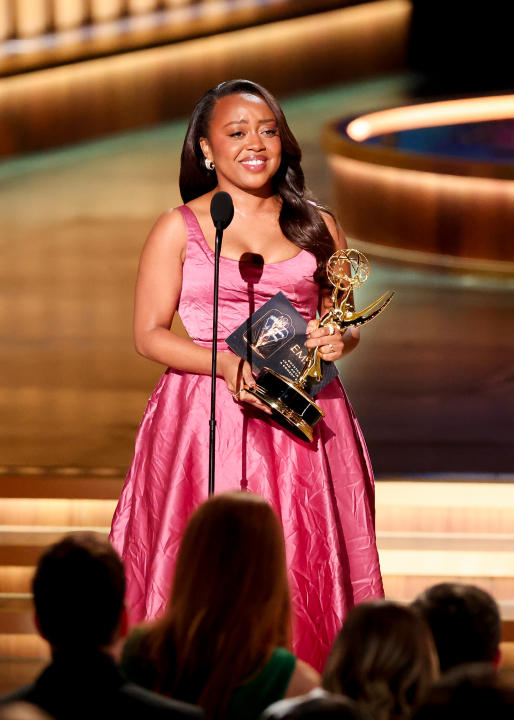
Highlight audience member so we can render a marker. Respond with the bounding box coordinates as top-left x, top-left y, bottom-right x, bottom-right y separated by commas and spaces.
121, 491, 319, 719
0, 532, 202, 720
412, 582, 501, 672
322, 601, 438, 720
262, 688, 371, 719
412, 663, 514, 720
0, 703, 52, 720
